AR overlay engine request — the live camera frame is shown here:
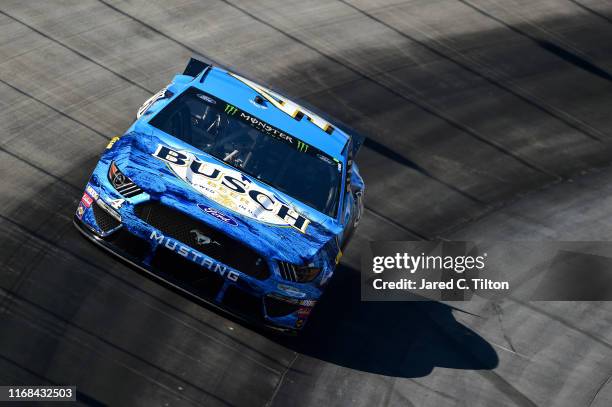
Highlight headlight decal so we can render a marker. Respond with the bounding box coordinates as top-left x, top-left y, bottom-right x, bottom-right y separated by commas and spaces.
108, 161, 143, 198
278, 261, 322, 283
